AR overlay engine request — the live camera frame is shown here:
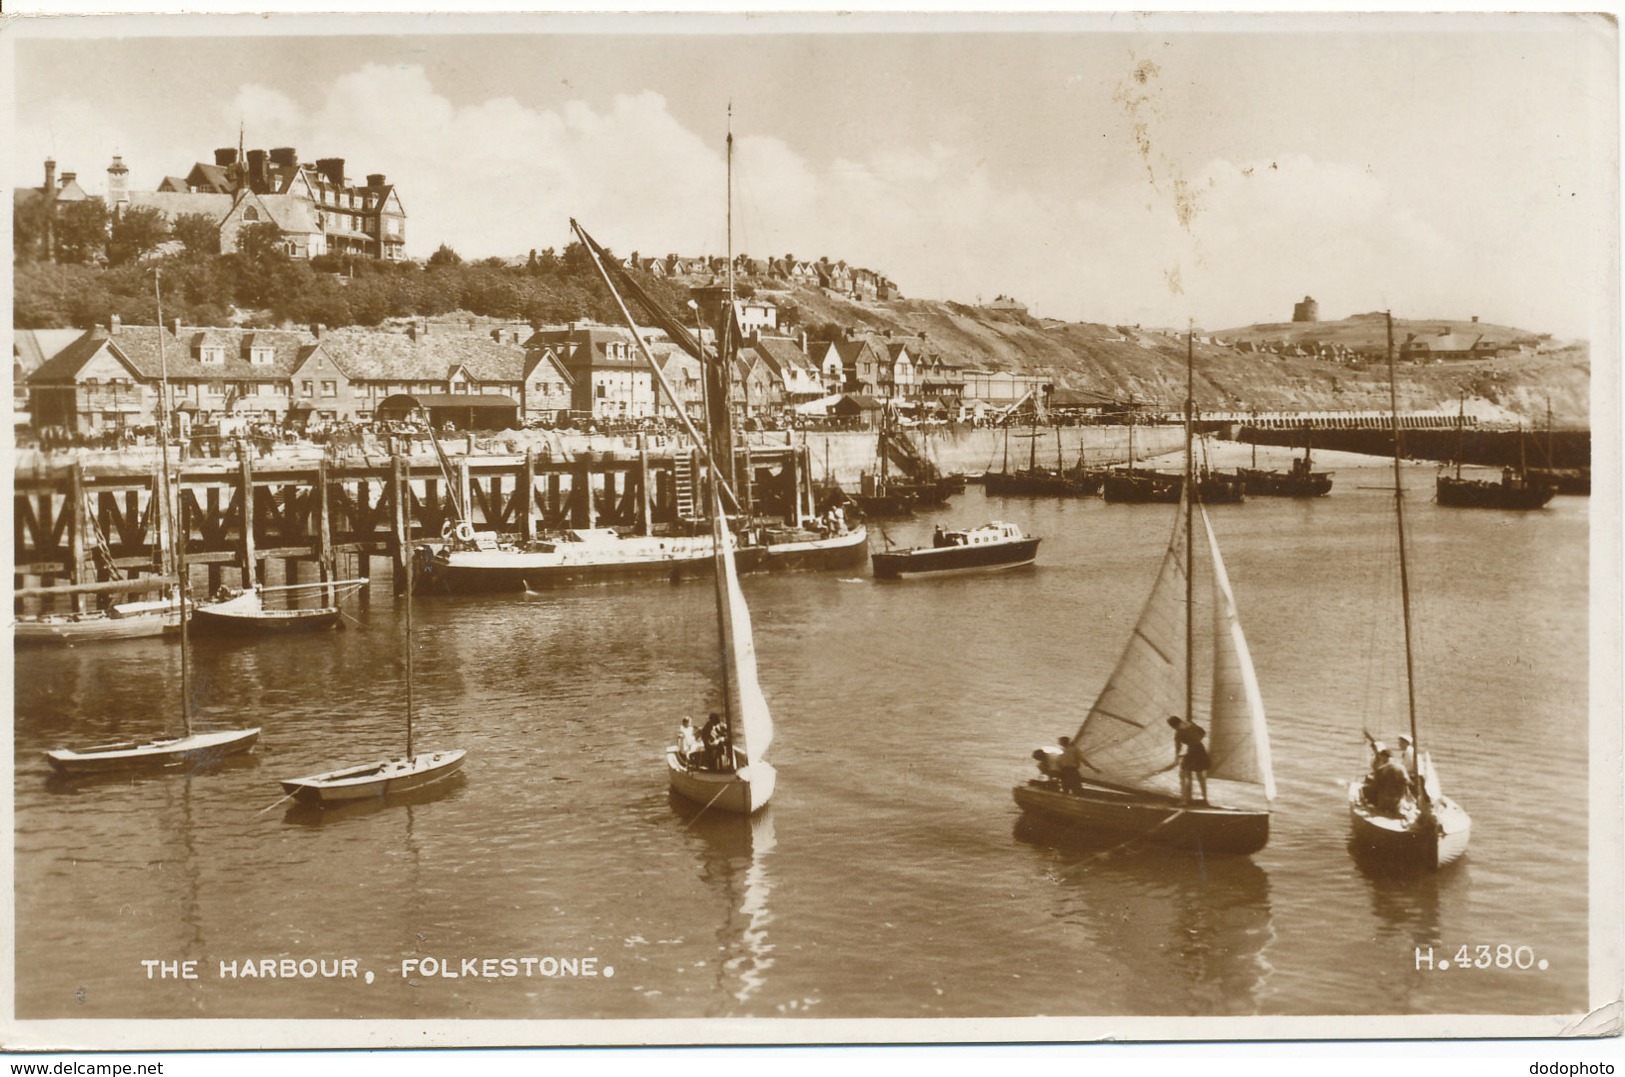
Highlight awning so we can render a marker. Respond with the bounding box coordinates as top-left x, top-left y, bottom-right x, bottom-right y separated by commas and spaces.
793, 394, 843, 416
